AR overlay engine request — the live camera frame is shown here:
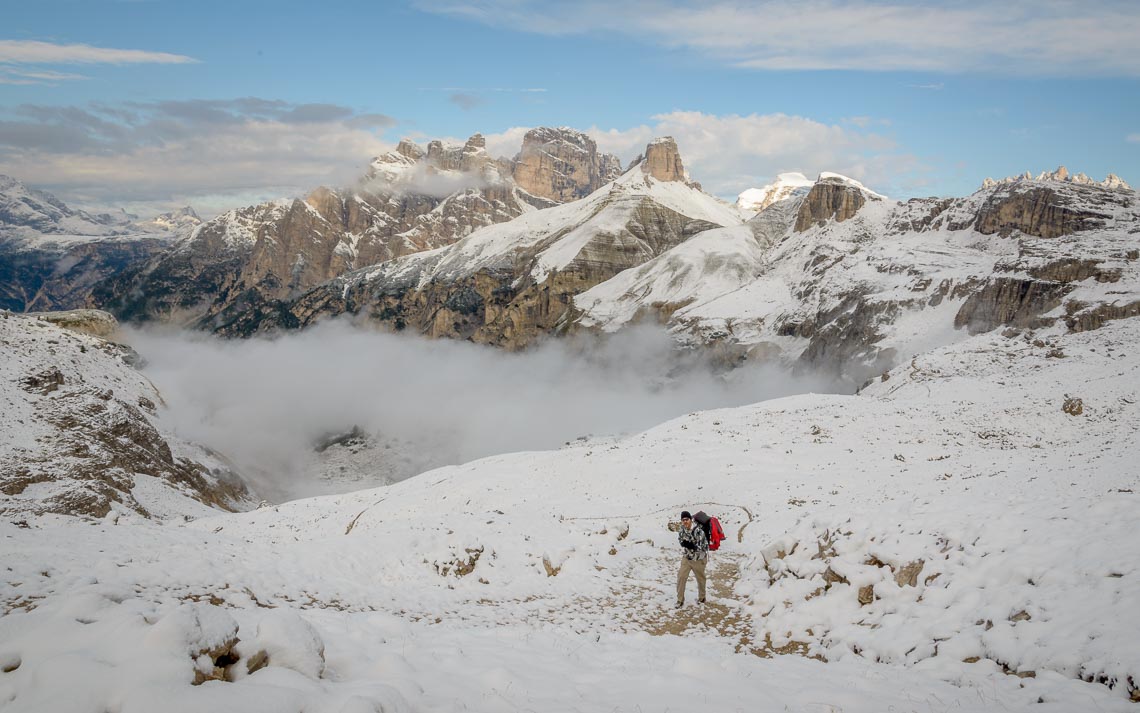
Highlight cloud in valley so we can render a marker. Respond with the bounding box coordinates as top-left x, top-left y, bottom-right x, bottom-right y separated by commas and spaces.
127, 322, 846, 501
